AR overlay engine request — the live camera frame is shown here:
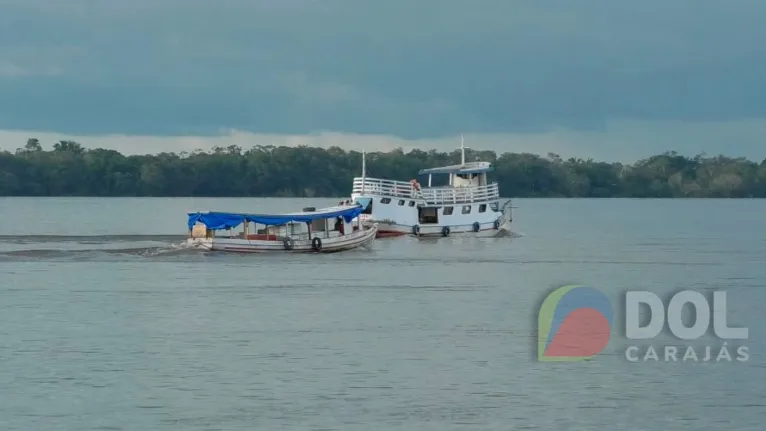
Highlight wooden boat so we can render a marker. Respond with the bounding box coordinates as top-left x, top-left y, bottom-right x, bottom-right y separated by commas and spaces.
186, 205, 377, 253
